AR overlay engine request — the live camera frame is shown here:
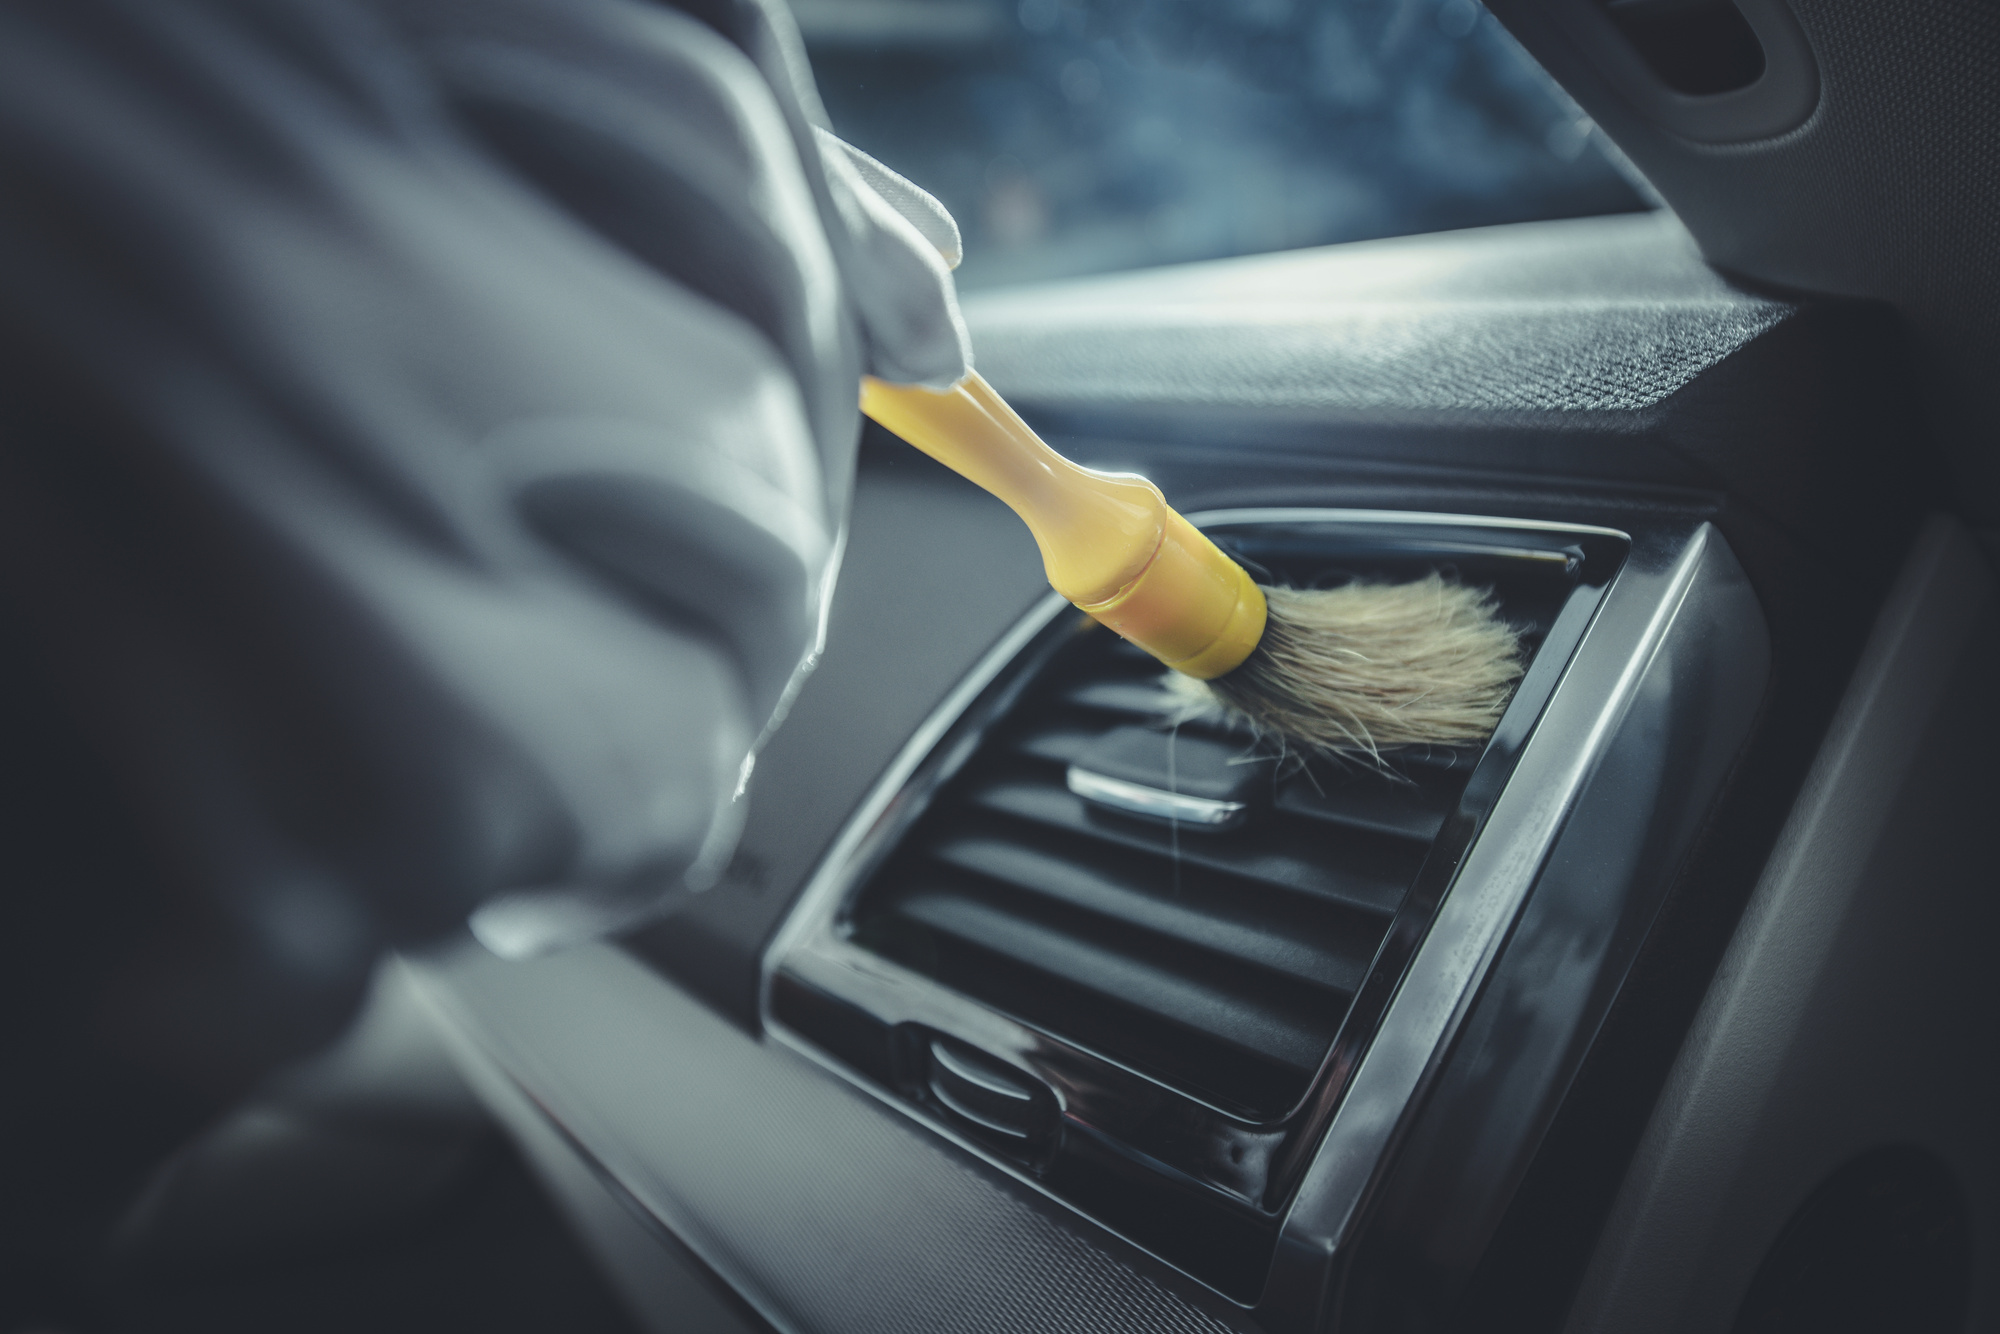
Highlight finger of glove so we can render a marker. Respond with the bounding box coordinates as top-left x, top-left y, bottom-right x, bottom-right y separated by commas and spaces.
648, 0, 971, 386
383, 0, 862, 499
816, 127, 973, 389
821, 131, 963, 270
